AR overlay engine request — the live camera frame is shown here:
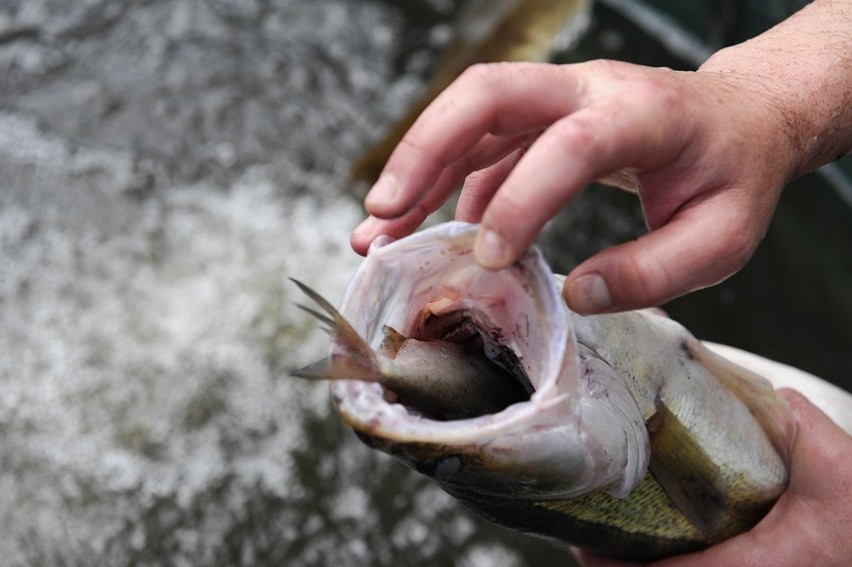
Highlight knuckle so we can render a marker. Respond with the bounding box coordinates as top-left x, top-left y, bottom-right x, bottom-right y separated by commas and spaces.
460, 168, 489, 193
585, 60, 683, 111
457, 62, 543, 95
458, 62, 502, 89
396, 128, 427, 157
639, 77, 683, 120
581, 58, 624, 75
551, 115, 607, 165
483, 194, 536, 239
